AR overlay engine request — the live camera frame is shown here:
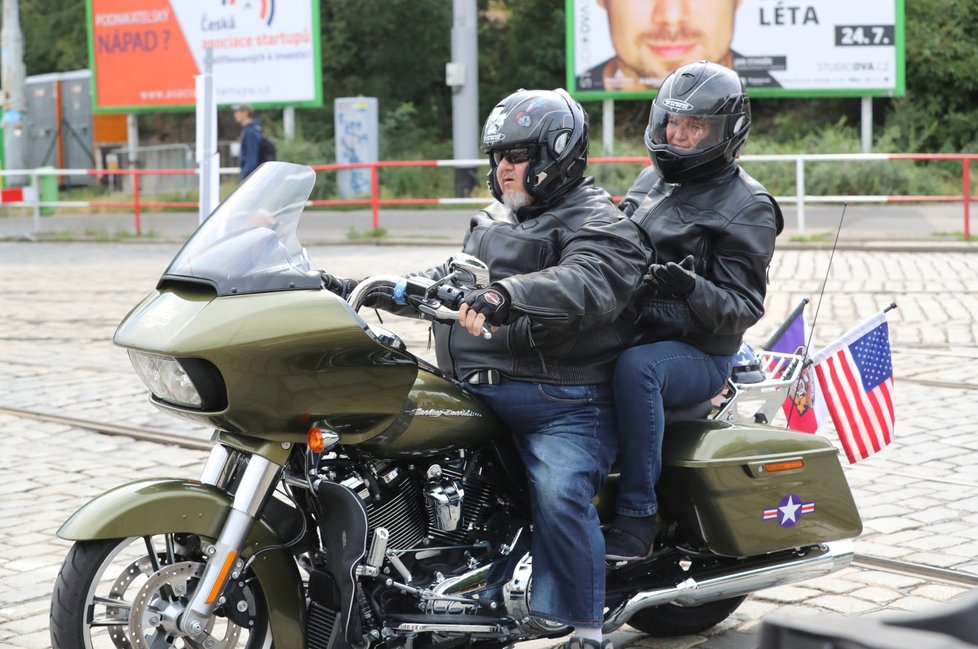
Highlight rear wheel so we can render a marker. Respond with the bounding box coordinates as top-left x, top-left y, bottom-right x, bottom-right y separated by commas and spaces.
624, 596, 747, 637
50, 535, 272, 649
